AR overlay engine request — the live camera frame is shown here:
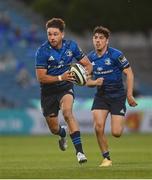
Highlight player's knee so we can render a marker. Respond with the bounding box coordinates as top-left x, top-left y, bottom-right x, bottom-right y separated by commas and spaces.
94, 123, 104, 134
50, 128, 59, 135
112, 130, 122, 137
62, 110, 73, 121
